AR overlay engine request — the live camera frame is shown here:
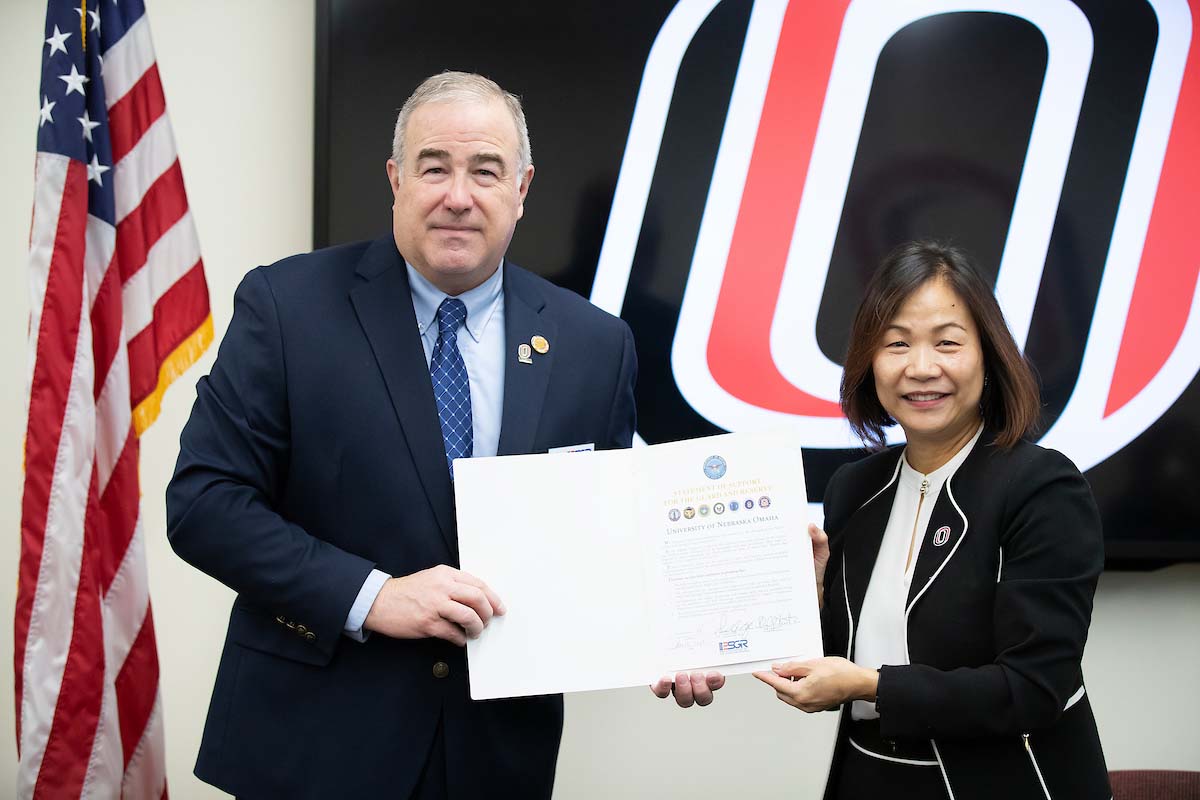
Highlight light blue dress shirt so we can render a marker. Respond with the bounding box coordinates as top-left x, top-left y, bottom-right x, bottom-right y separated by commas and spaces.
343, 261, 507, 640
